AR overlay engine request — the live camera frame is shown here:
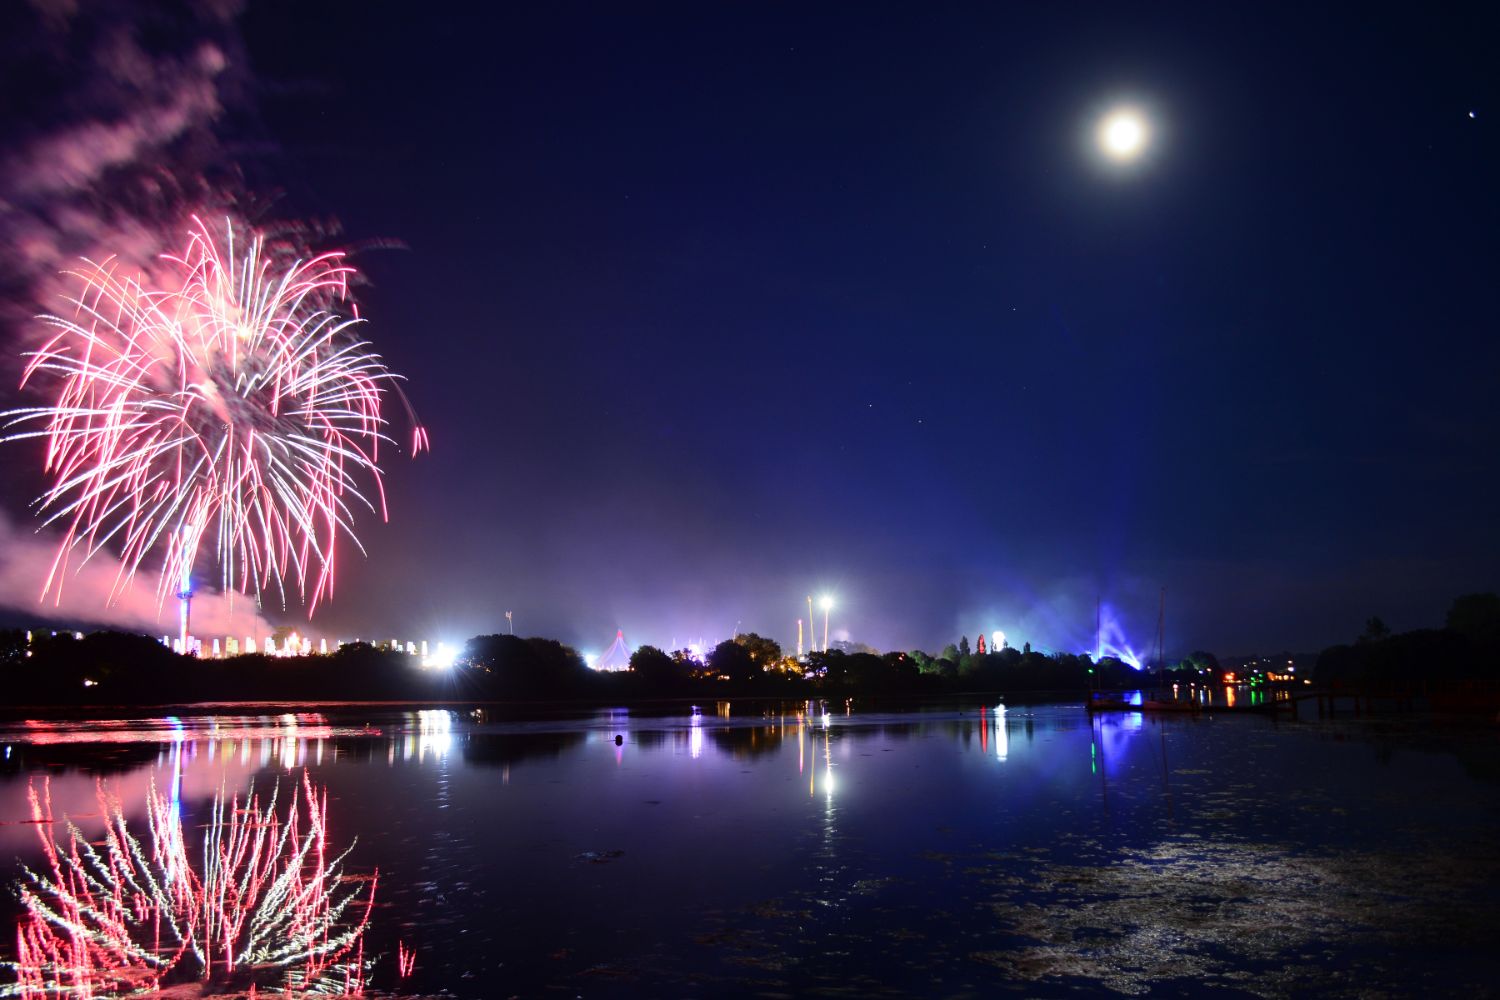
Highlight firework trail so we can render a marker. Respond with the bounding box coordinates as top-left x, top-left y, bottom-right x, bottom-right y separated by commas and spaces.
2, 772, 375, 998
3, 217, 427, 614
396, 941, 416, 979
